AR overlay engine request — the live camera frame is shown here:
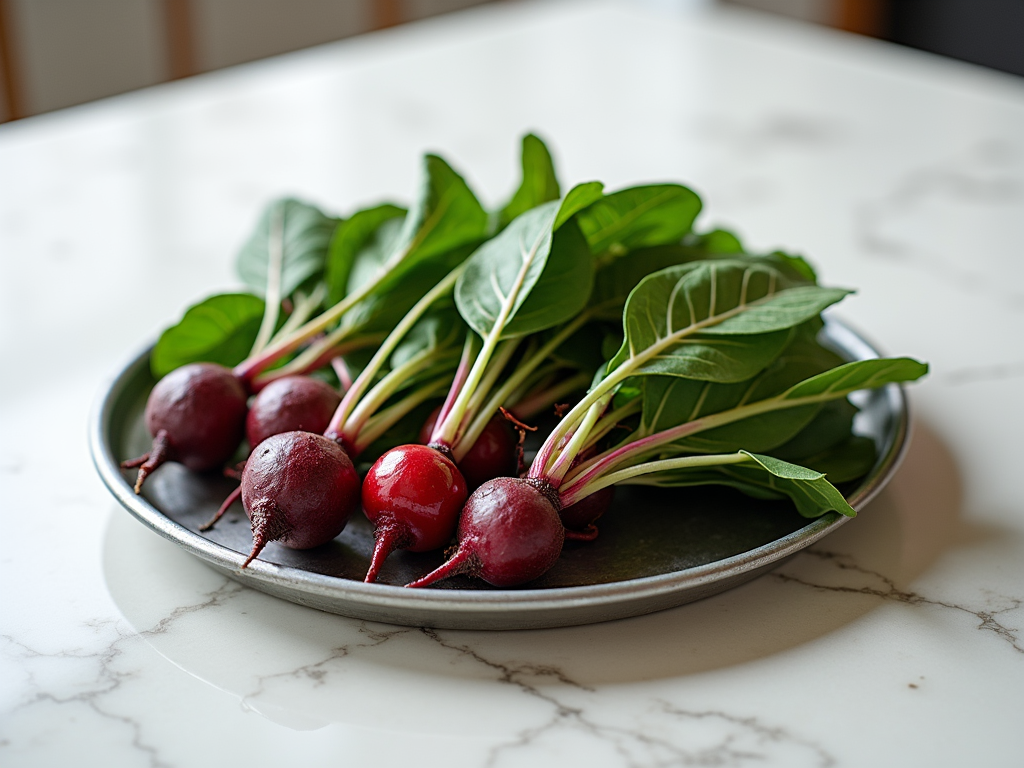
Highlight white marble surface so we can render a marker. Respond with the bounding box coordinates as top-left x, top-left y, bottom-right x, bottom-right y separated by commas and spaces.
2, 1, 1023, 765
